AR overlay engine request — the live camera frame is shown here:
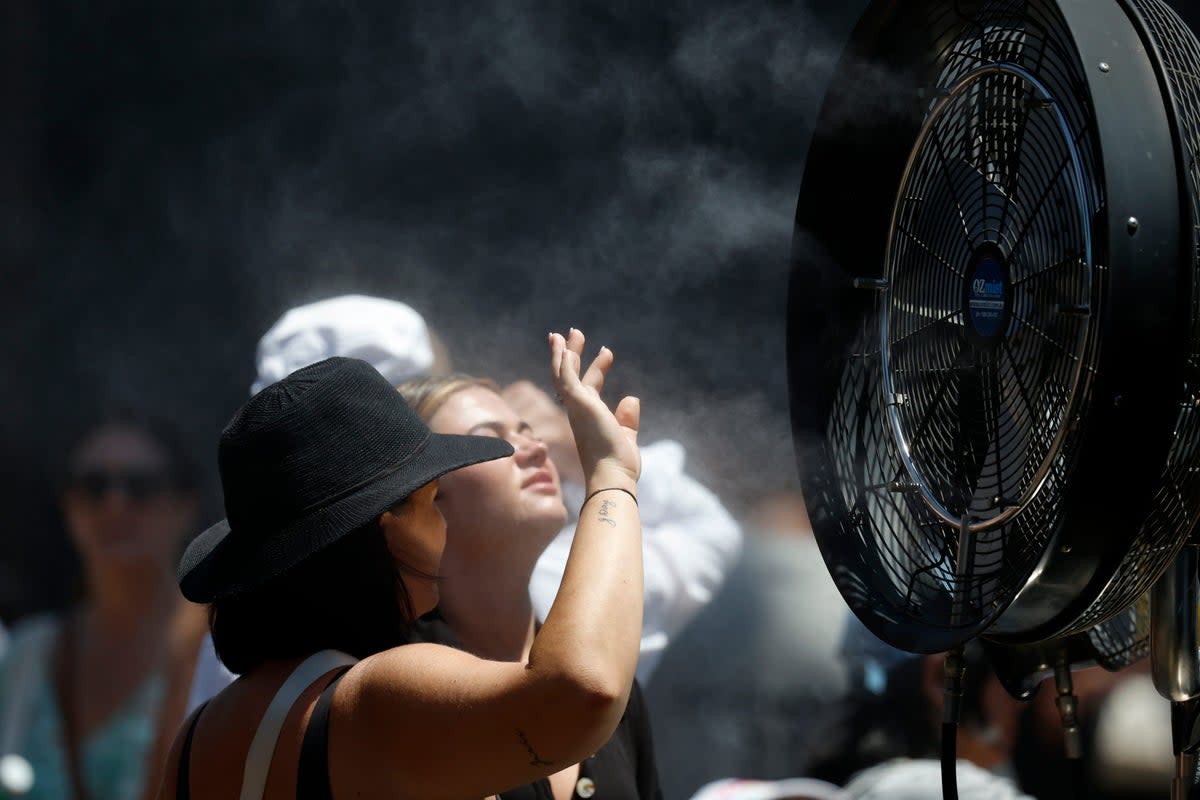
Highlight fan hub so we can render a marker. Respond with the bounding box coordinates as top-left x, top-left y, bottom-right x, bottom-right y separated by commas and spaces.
964, 244, 1011, 345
